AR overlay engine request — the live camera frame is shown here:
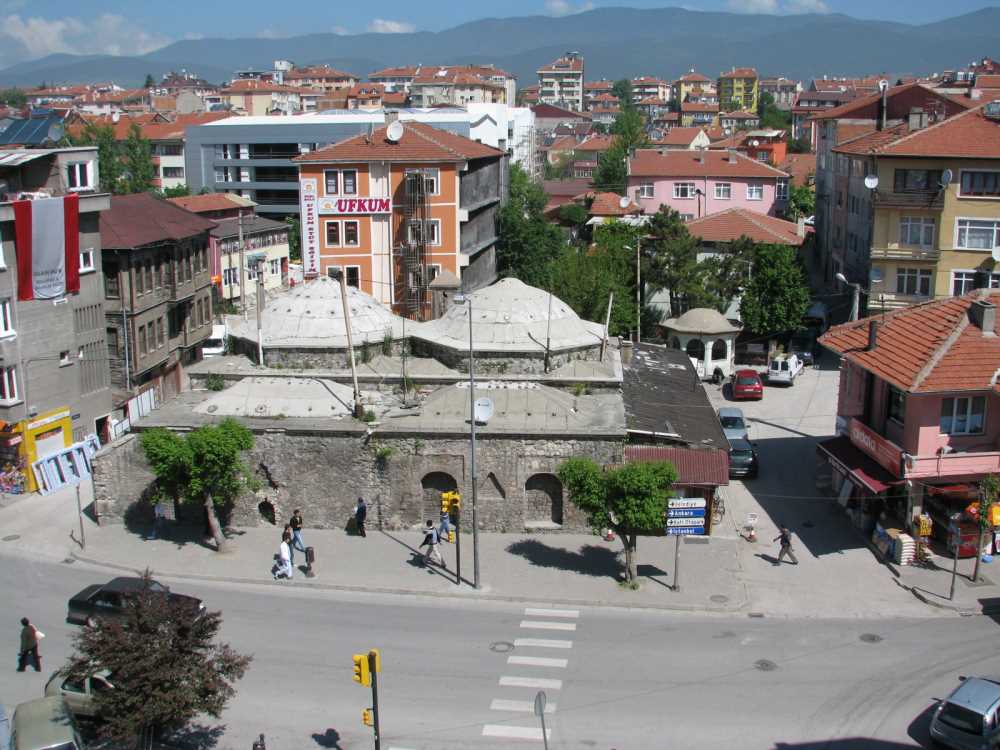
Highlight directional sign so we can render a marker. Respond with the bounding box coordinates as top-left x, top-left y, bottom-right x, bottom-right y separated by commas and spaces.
667, 508, 706, 519
666, 526, 706, 536
666, 517, 706, 528
668, 498, 707, 509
